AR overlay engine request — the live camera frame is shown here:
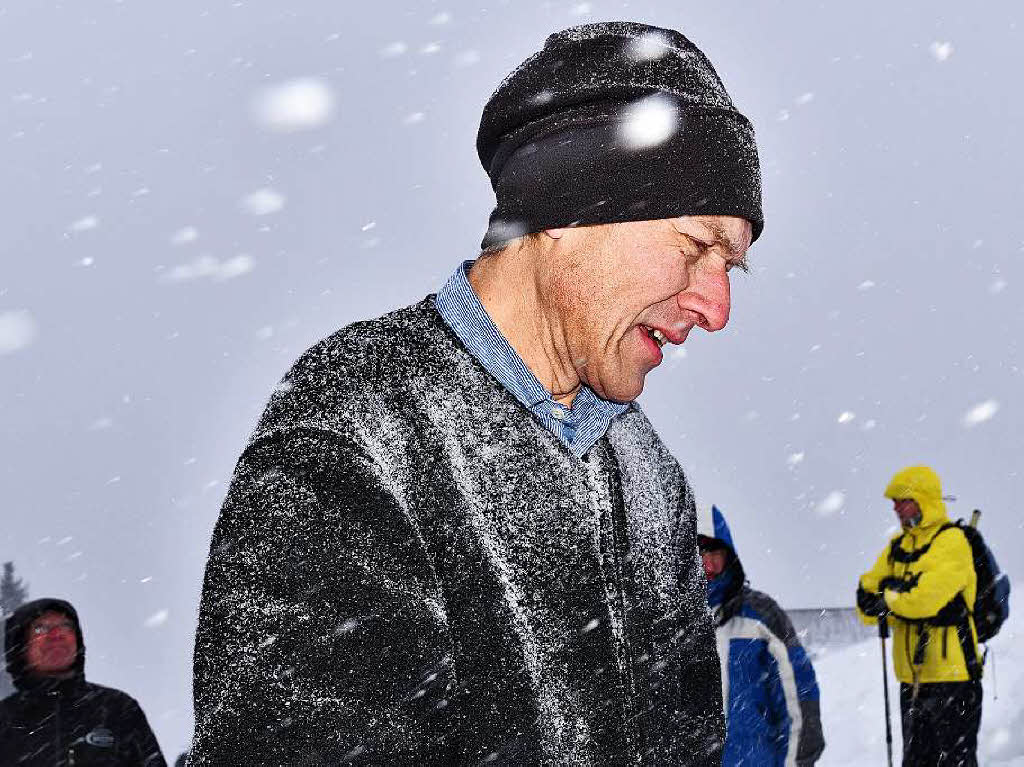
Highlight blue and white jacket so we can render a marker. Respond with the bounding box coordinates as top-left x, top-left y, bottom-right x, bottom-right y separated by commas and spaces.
698, 505, 825, 767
